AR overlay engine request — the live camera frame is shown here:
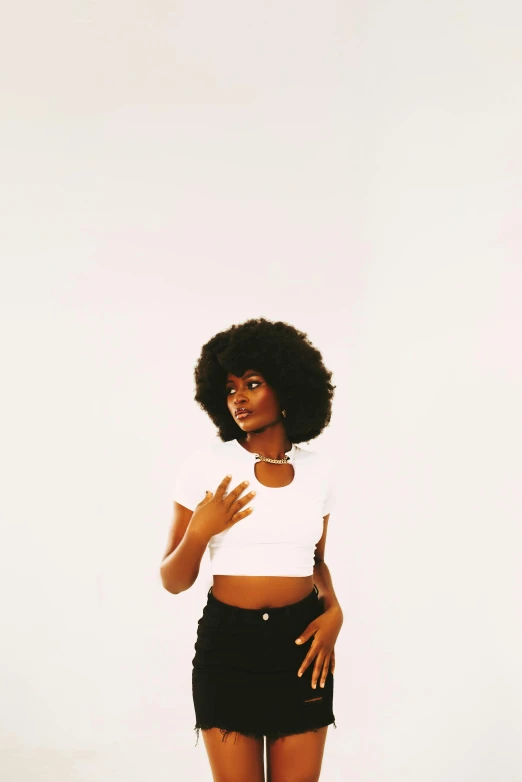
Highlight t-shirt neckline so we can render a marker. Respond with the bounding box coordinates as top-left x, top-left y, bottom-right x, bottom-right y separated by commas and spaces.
232, 439, 298, 490
233, 439, 297, 463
